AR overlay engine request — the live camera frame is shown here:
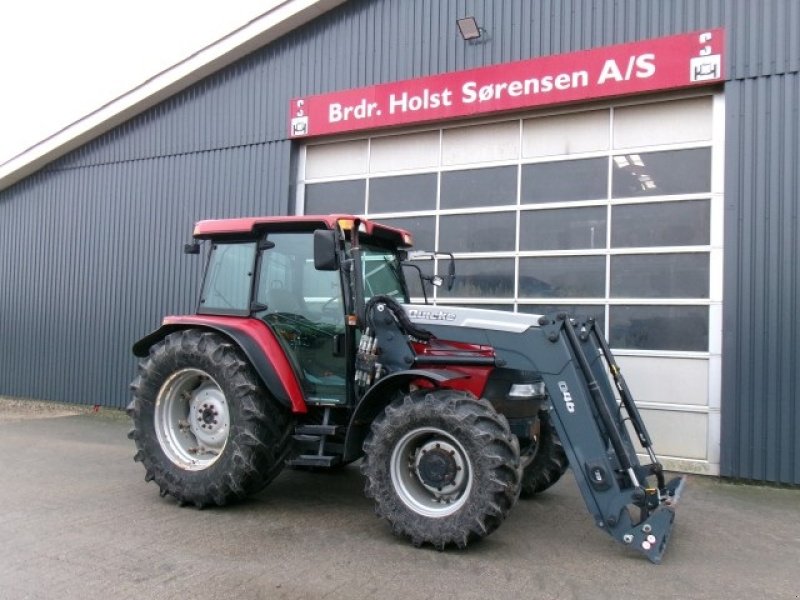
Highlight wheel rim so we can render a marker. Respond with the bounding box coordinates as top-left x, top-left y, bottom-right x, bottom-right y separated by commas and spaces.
520, 418, 542, 469
390, 427, 473, 517
154, 368, 230, 470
